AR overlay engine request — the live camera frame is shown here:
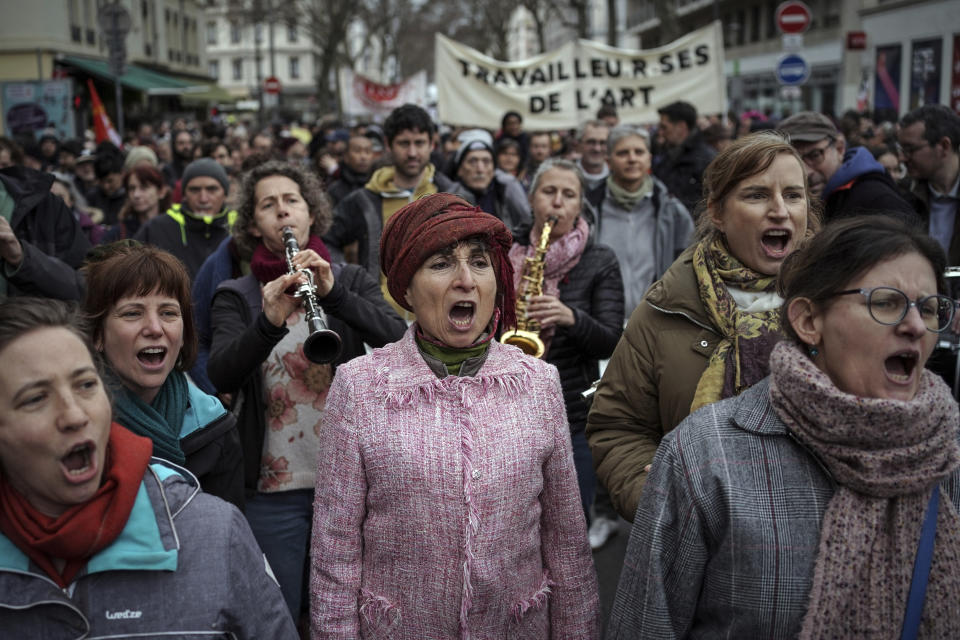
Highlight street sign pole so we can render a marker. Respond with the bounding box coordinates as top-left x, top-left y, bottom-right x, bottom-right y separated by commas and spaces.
99, 5, 131, 140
